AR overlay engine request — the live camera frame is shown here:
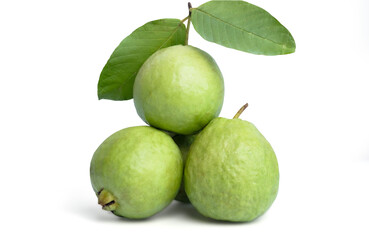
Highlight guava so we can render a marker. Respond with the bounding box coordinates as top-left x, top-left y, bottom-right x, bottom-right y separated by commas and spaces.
172, 134, 197, 203
184, 104, 279, 222
90, 126, 183, 219
133, 45, 224, 135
